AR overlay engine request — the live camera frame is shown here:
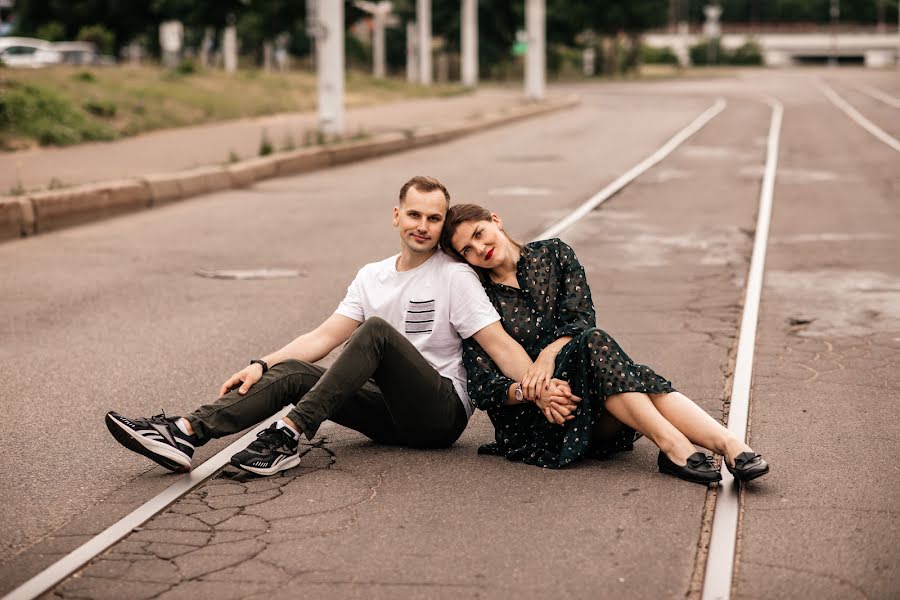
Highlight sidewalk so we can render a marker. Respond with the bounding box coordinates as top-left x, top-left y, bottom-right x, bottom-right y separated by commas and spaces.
1, 87, 530, 193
